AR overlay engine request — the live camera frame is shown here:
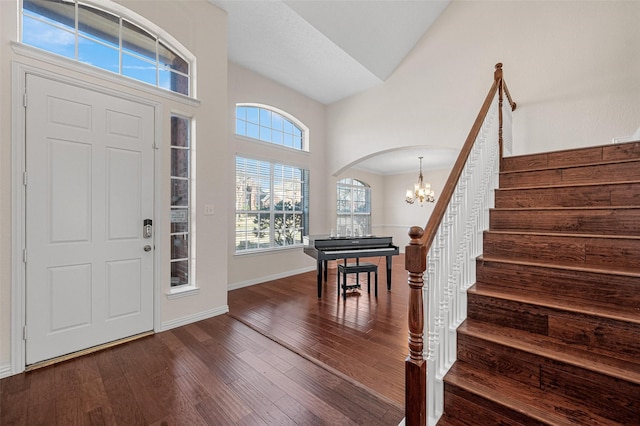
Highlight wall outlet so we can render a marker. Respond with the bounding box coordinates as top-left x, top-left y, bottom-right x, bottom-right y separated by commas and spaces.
204, 204, 215, 215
